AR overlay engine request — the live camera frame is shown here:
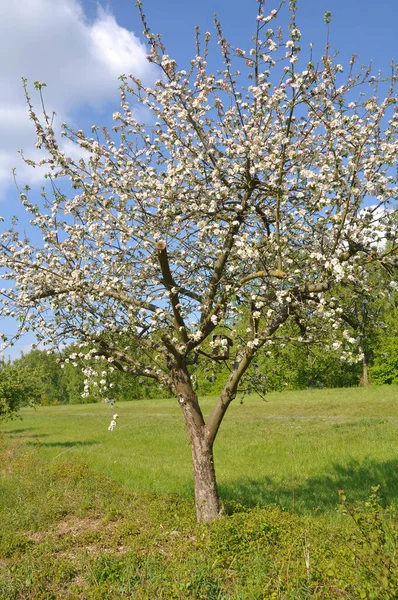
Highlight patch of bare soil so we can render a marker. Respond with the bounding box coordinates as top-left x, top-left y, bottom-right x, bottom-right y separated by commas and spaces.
55, 516, 103, 537
26, 516, 102, 542
26, 516, 128, 556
